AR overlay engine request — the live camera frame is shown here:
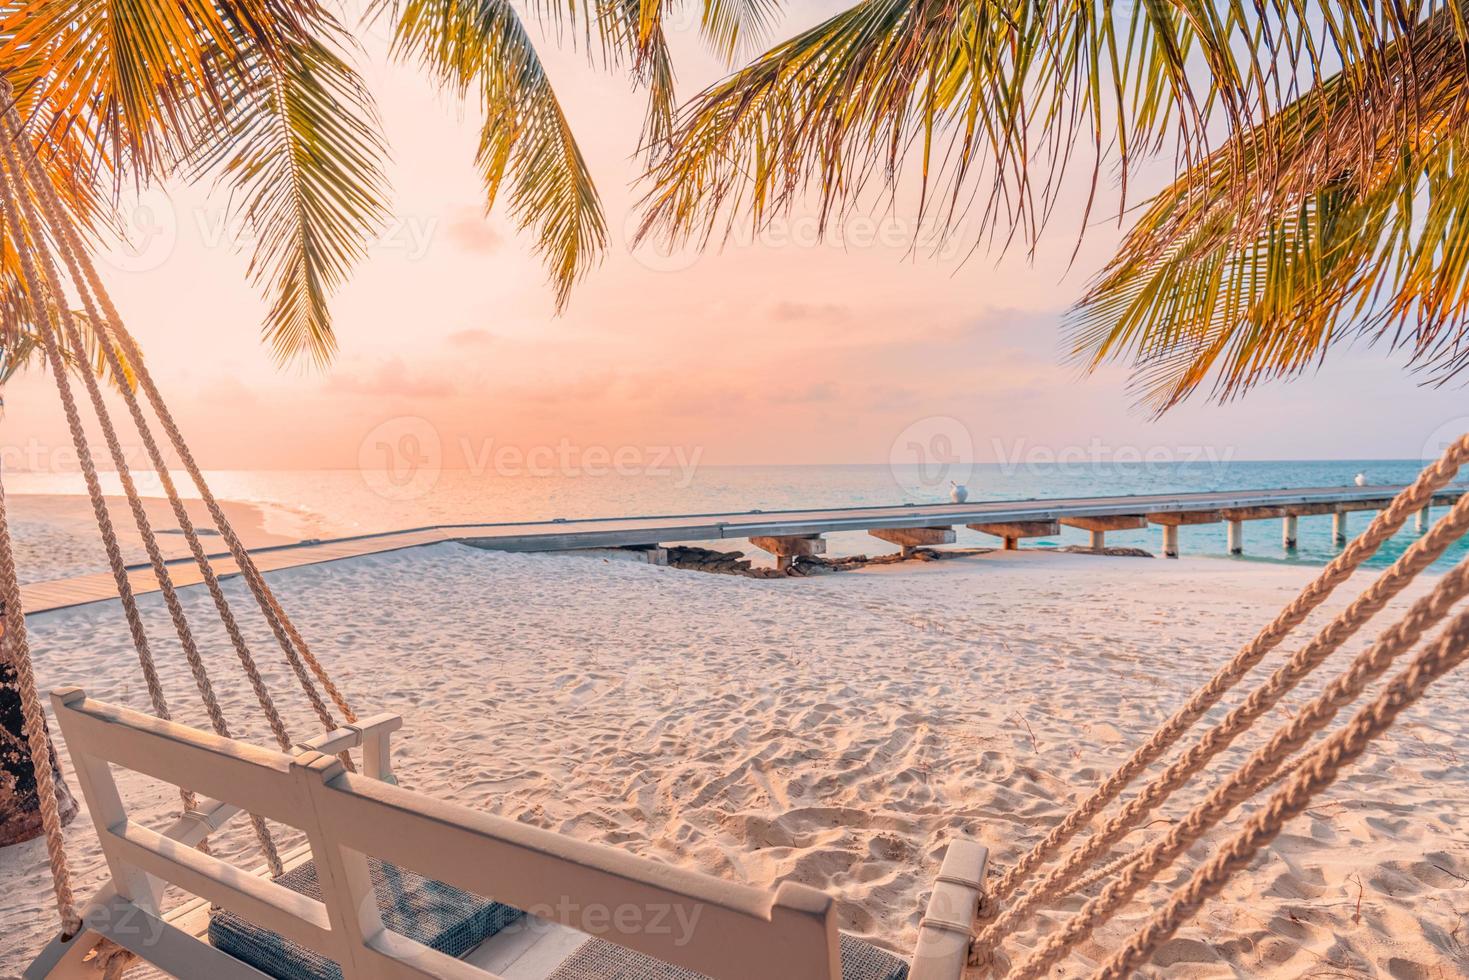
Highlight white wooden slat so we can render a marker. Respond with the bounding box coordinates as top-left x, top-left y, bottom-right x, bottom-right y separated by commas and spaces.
908, 839, 988, 980
46, 692, 853, 980
307, 771, 840, 980
83, 892, 277, 980
52, 690, 311, 826
105, 821, 335, 954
